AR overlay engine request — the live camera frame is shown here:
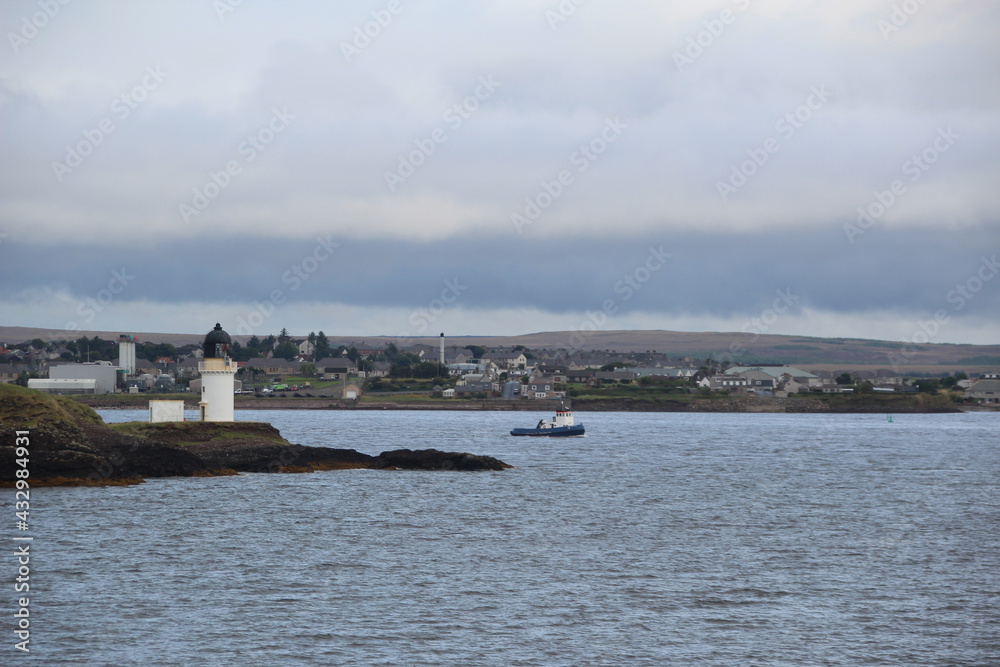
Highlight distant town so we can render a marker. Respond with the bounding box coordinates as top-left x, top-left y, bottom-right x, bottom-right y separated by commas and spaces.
2, 328, 998, 406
